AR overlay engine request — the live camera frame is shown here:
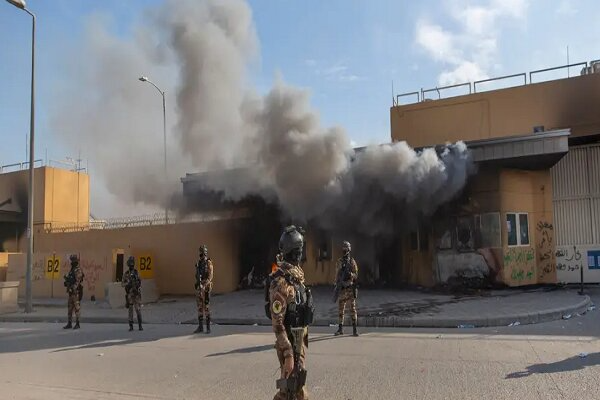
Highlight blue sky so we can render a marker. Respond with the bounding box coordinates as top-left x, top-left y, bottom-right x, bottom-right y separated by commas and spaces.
2, 0, 600, 216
